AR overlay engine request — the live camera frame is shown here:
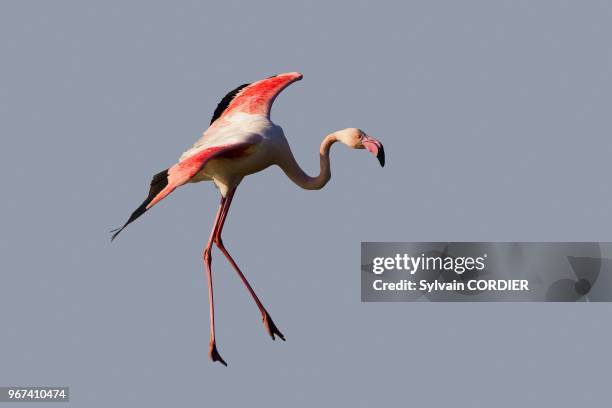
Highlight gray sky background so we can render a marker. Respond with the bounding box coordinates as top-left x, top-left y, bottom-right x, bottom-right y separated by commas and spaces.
2, 1, 612, 406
